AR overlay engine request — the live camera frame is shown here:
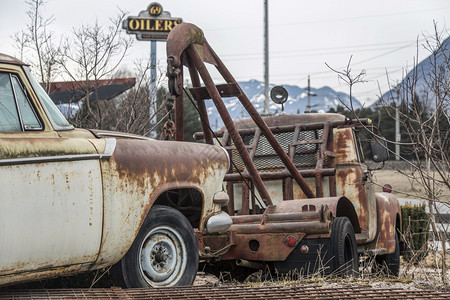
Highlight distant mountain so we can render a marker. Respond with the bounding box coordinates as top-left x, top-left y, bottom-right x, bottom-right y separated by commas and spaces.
205, 79, 362, 130
380, 36, 450, 107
